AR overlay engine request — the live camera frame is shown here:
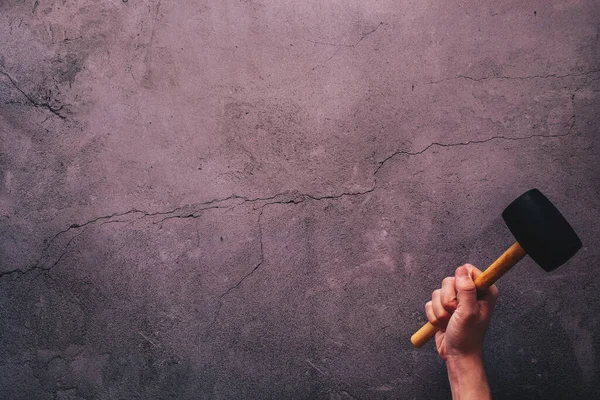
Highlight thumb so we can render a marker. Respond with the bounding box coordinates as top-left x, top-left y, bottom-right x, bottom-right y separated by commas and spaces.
455, 266, 478, 317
